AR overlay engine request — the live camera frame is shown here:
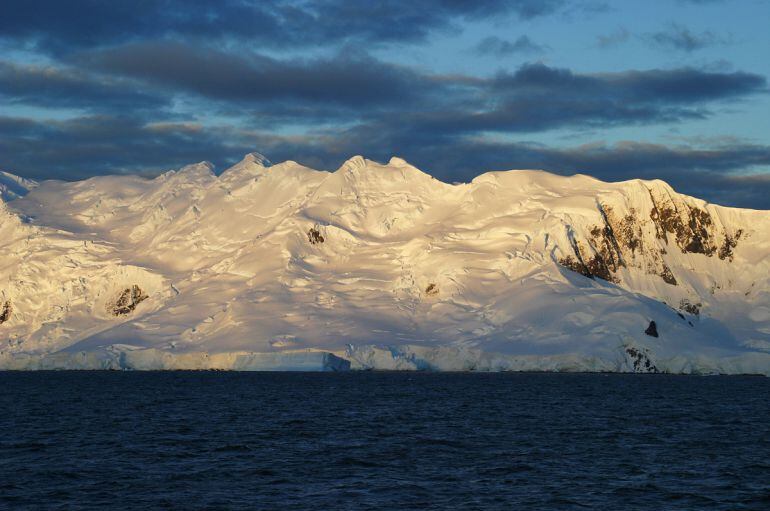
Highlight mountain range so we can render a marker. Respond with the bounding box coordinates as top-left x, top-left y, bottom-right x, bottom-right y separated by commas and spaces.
1, 154, 768, 373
